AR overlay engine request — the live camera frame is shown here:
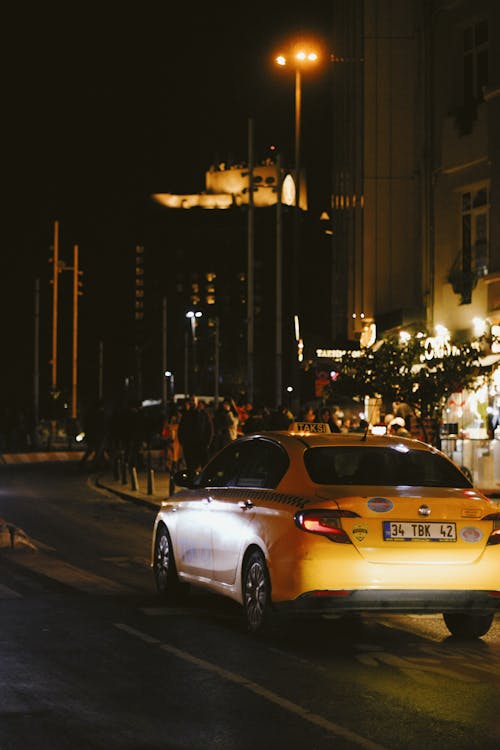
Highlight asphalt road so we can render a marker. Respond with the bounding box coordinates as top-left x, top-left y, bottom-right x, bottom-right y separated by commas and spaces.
1, 462, 499, 750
